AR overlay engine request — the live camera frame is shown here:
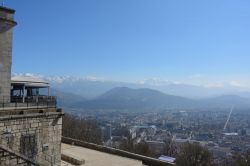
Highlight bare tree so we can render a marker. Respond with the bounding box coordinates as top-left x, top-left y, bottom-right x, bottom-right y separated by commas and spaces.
163, 138, 177, 157
62, 113, 102, 144
230, 150, 250, 166
176, 142, 214, 166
